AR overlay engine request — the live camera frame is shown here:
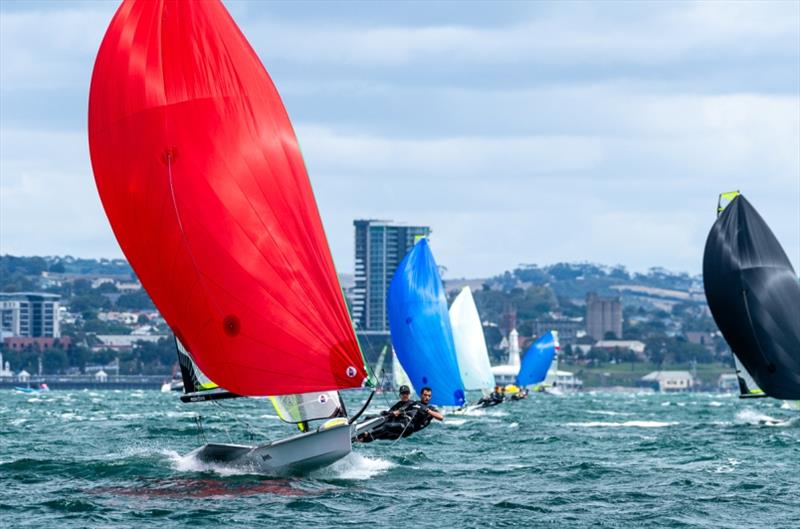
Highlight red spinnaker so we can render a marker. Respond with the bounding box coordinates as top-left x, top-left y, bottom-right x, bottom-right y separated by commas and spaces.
88, 0, 367, 396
